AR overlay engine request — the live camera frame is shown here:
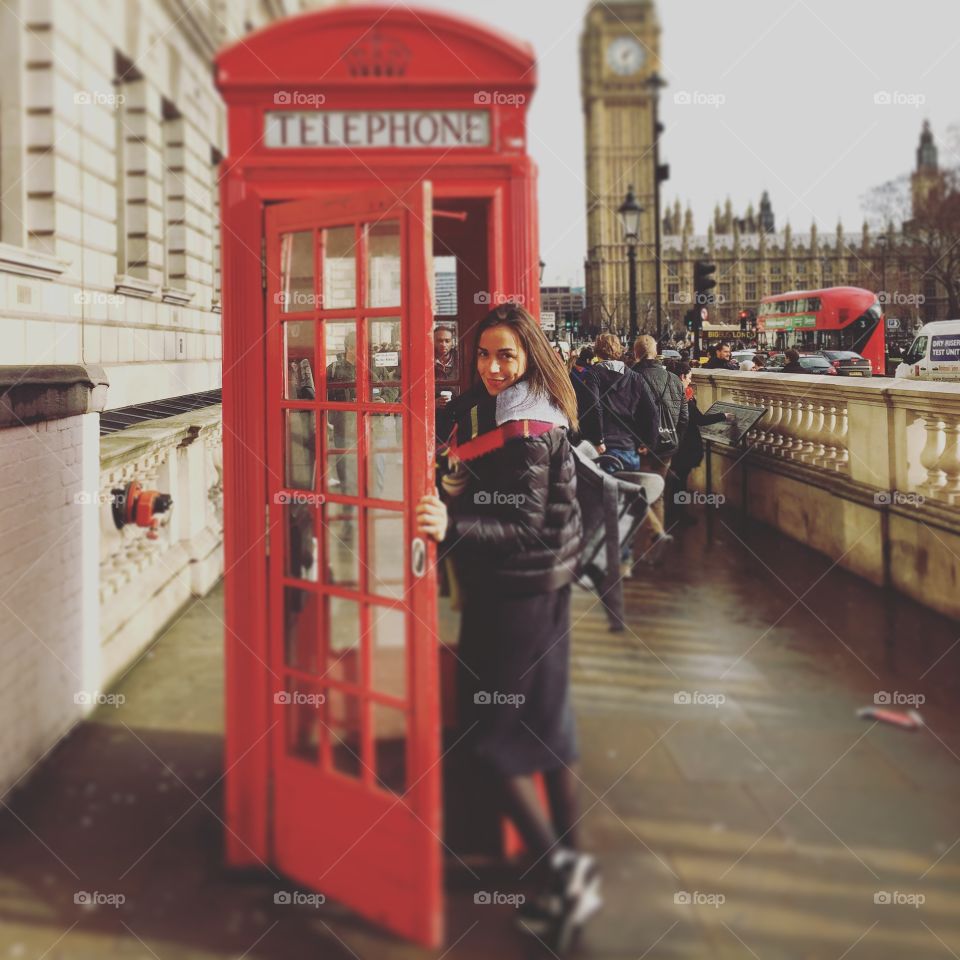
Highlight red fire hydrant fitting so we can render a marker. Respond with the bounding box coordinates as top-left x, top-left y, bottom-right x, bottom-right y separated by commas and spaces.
111, 481, 173, 540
